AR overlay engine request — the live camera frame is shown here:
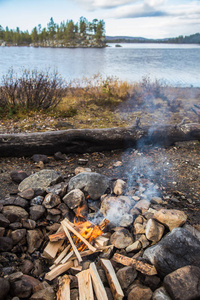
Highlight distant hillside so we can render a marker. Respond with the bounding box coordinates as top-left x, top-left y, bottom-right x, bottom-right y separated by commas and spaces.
106, 33, 200, 44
